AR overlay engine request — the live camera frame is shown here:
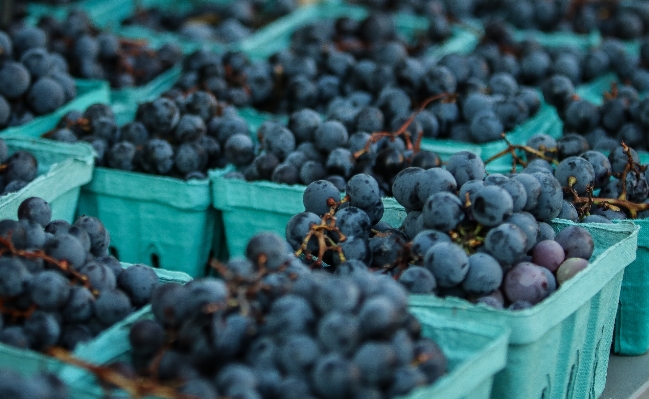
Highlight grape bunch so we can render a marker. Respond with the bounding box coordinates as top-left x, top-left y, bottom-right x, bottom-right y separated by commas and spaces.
46, 96, 235, 180
0, 197, 160, 353
468, 0, 649, 39
0, 368, 67, 399
0, 139, 39, 195
287, 151, 596, 310
123, 0, 296, 44
33, 10, 183, 88
511, 132, 649, 223
543, 78, 649, 152
0, 27, 78, 128
119, 231, 446, 399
